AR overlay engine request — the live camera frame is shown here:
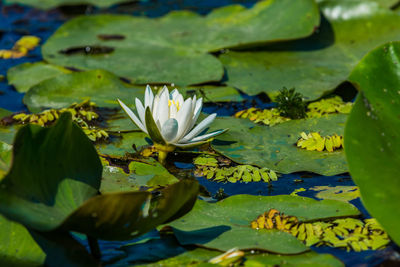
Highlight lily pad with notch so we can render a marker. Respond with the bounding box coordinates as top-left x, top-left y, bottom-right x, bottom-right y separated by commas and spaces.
220, 0, 400, 100
167, 194, 360, 253
210, 114, 348, 176
41, 0, 320, 86
23, 69, 145, 112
